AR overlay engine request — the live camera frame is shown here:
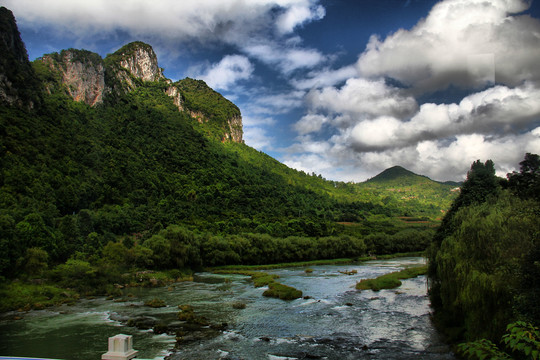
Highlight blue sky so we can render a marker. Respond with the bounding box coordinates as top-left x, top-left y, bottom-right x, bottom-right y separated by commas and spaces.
3, 0, 540, 181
